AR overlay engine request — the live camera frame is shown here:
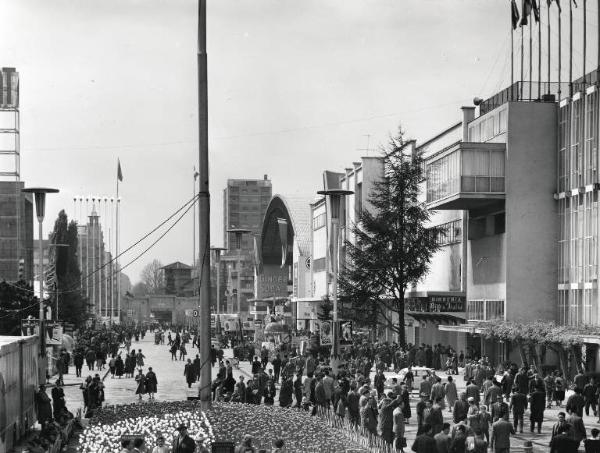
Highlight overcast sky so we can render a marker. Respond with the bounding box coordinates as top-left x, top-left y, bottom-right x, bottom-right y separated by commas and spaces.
1, 0, 596, 284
